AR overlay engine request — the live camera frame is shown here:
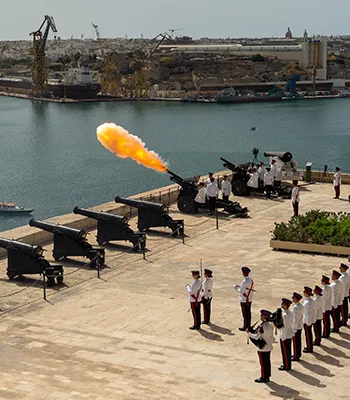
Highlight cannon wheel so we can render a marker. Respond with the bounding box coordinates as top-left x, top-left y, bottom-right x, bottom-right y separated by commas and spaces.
56, 275, 64, 284
47, 277, 55, 287
177, 196, 195, 214
231, 180, 247, 196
